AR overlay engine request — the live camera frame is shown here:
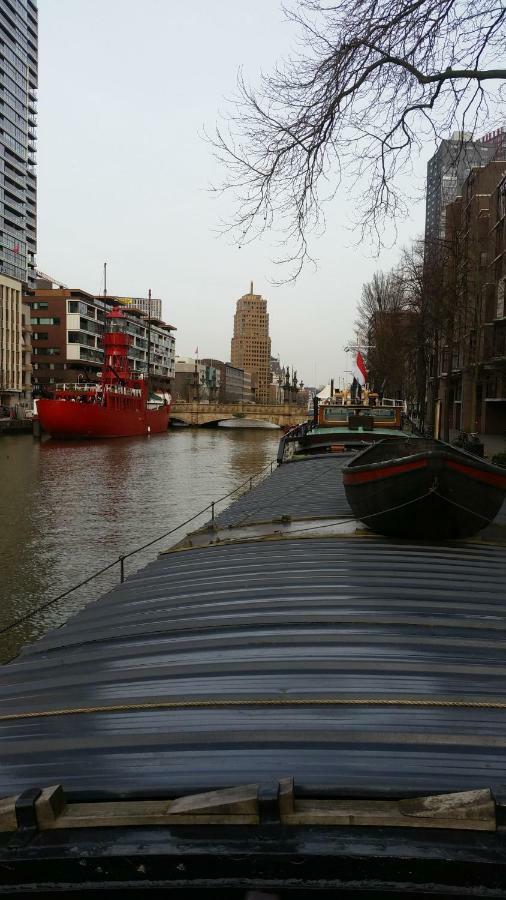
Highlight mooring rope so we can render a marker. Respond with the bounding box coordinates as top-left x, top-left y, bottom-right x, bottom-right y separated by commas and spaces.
1, 695, 506, 722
